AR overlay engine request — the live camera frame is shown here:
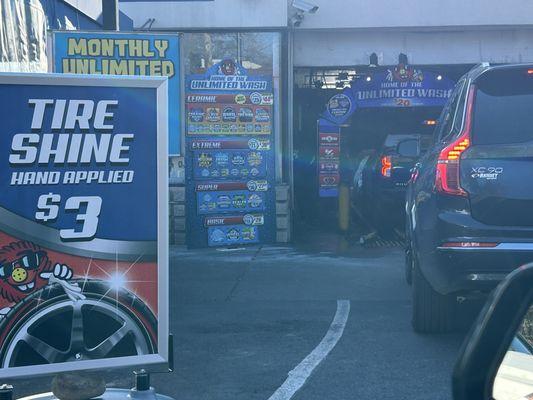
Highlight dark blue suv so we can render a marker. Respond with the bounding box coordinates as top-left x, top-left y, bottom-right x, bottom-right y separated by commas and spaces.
406, 63, 533, 333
